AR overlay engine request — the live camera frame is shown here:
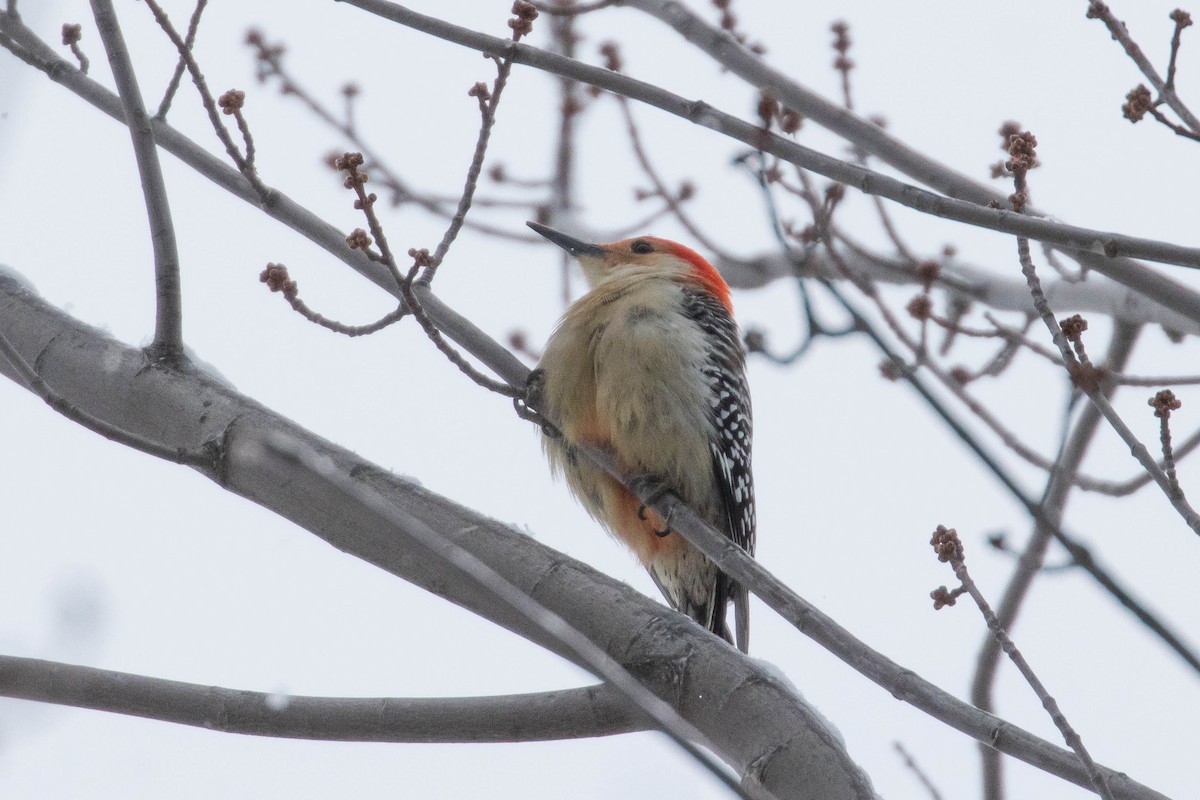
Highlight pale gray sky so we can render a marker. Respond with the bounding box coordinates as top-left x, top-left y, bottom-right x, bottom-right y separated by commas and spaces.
1, 1, 1197, 798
